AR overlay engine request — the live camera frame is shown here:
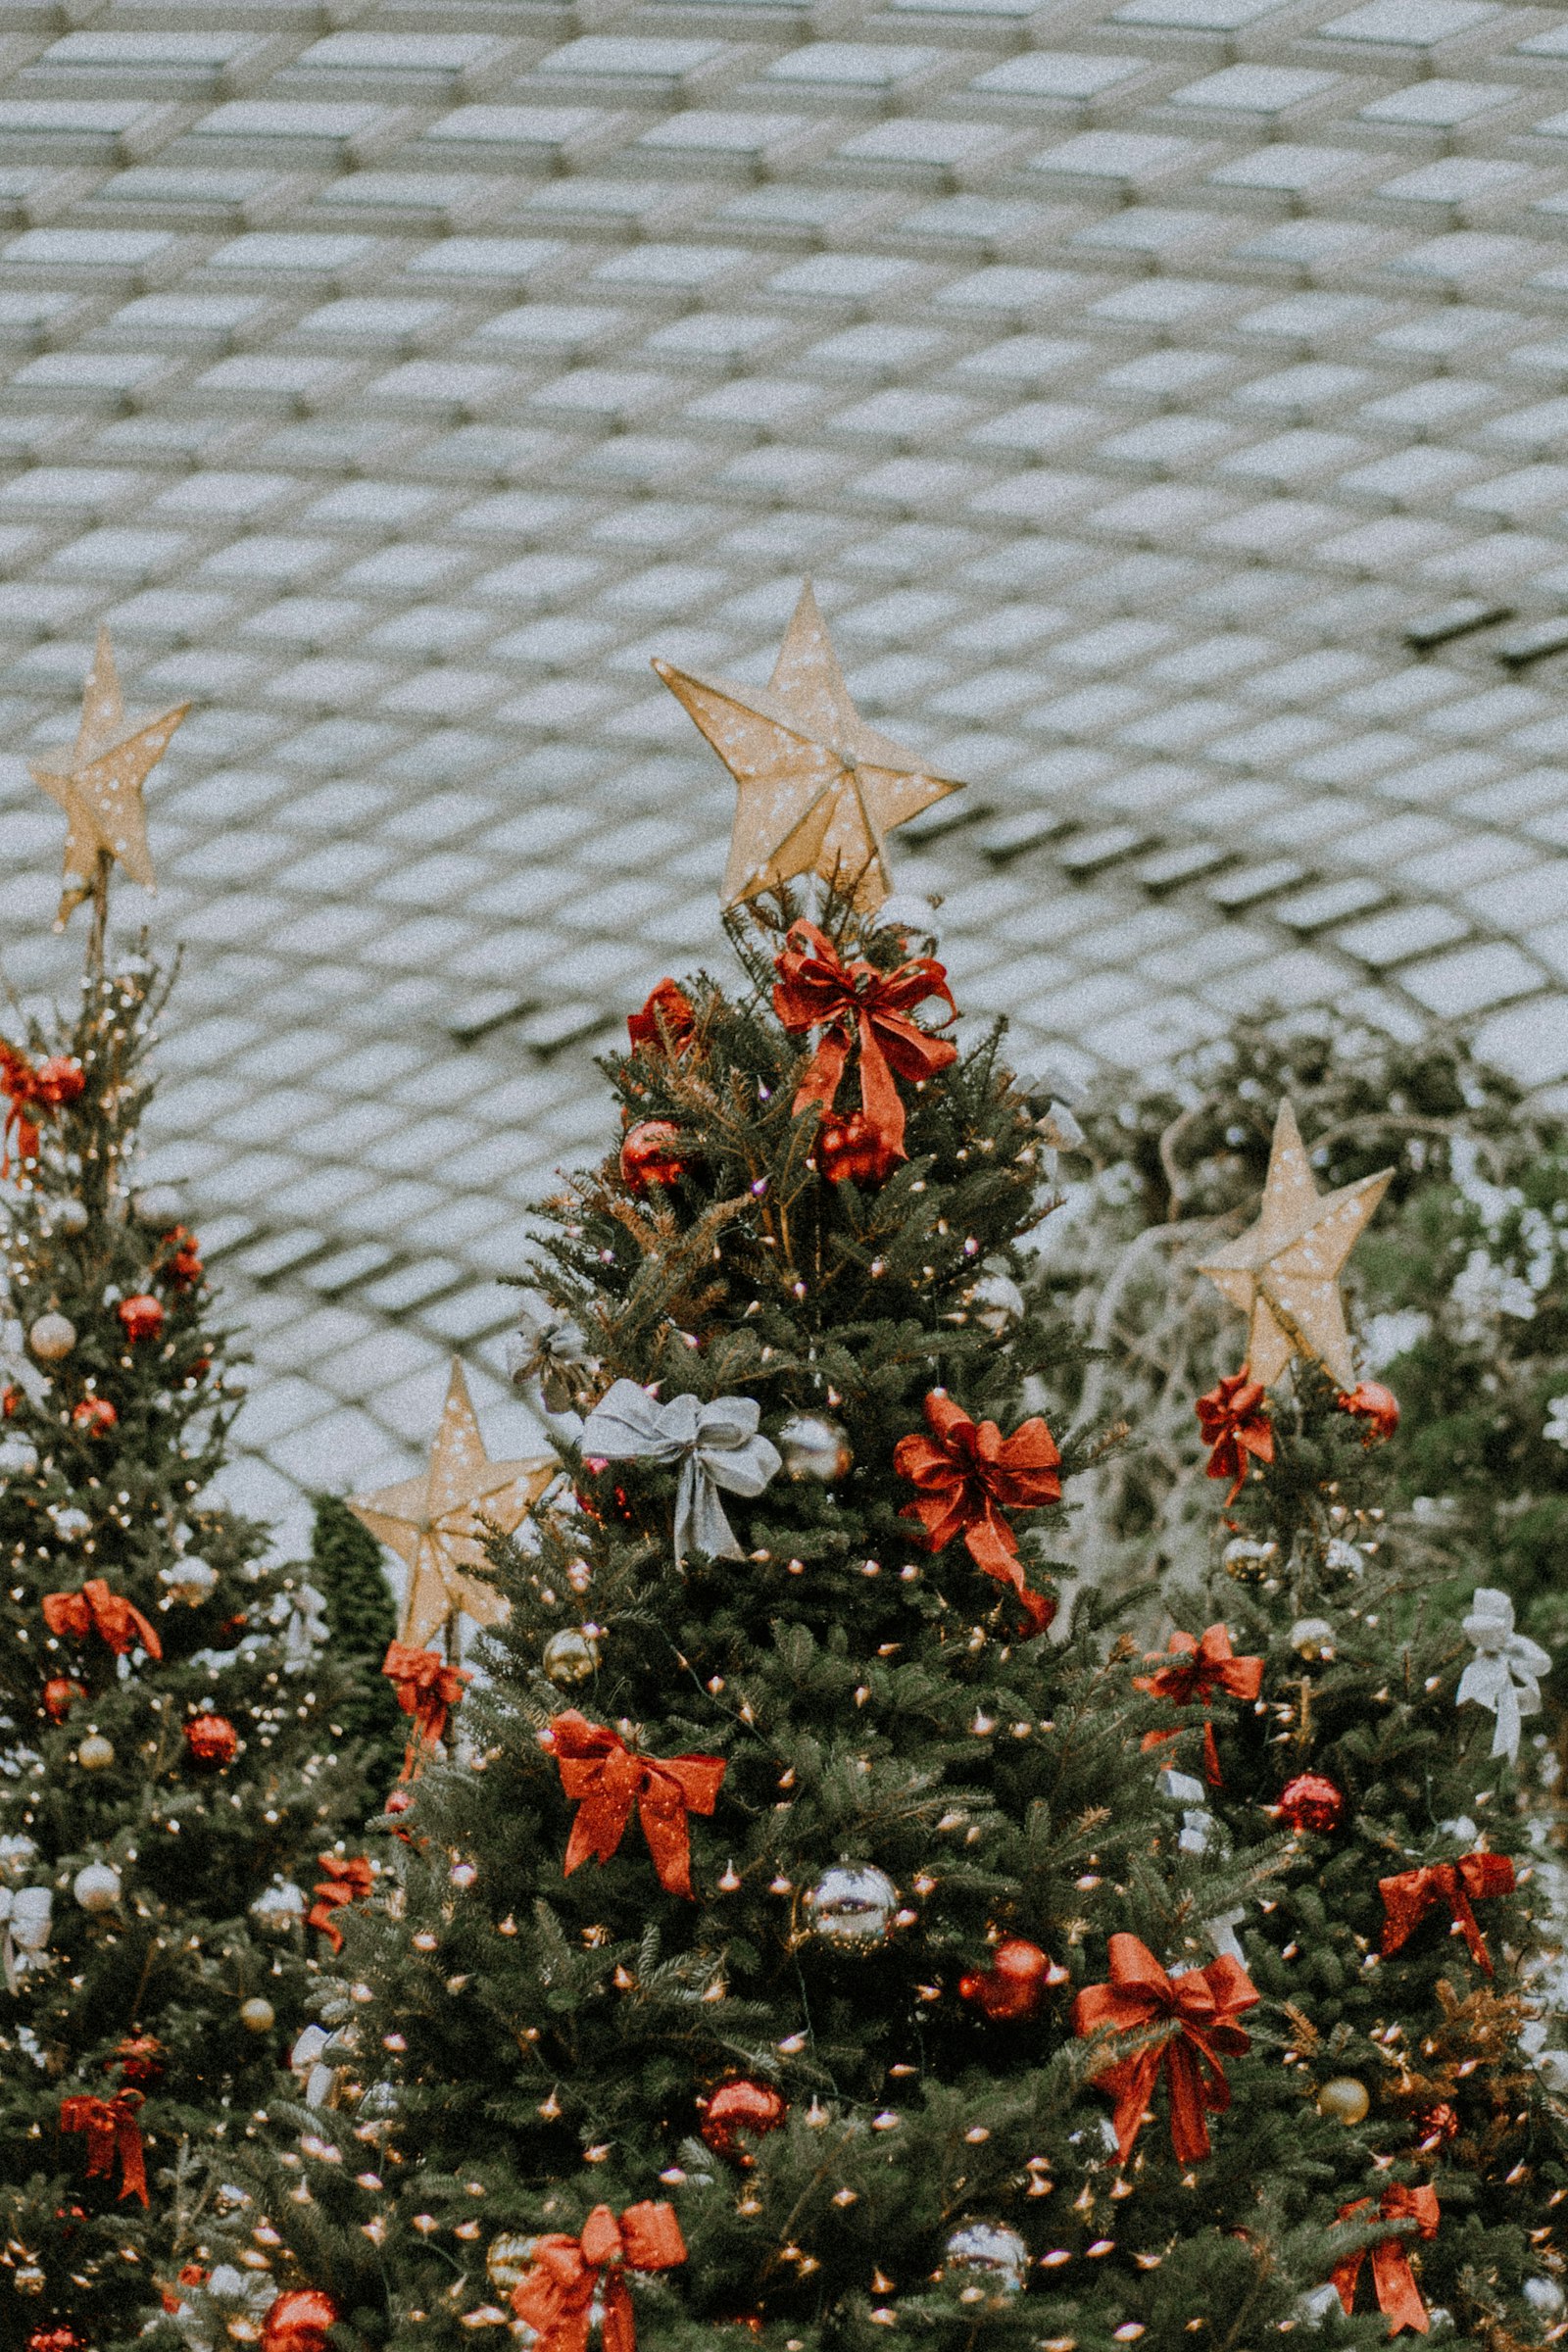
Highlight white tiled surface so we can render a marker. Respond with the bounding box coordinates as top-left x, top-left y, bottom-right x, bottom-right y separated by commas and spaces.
4, 0, 1568, 1524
